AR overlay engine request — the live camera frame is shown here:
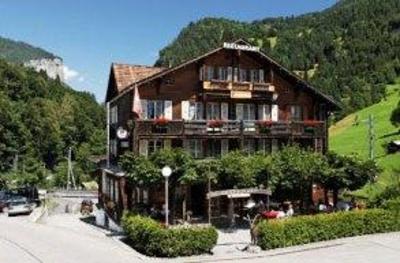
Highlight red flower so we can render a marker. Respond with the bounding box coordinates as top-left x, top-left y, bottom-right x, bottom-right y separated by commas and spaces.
153, 116, 169, 126
207, 120, 225, 128
304, 120, 320, 127
256, 120, 273, 127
